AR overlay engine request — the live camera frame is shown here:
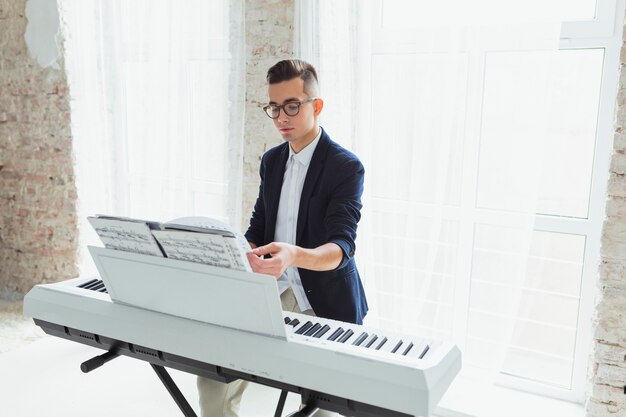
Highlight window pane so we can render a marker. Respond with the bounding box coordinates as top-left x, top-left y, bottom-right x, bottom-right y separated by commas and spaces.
477, 49, 603, 218
559, 0, 597, 20
370, 53, 467, 205
364, 207, 460, 337
190, 61, 227, 183
381, 0, 598, 27
467, 225, 585, 387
